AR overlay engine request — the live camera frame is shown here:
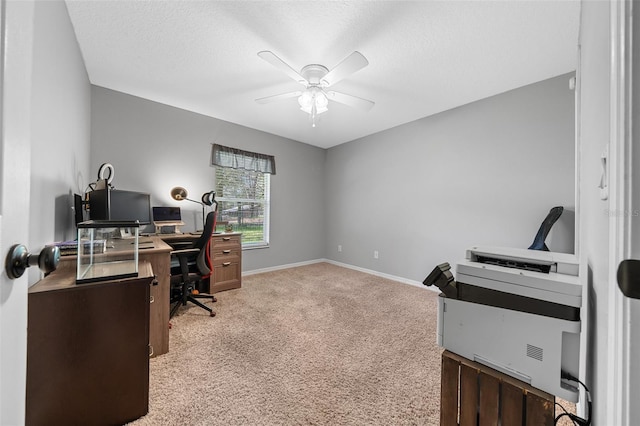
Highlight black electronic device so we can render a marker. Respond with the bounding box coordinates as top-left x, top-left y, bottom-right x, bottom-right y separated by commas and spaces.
423, 262, 458, 298
152, 206, 182, 222
88, 189, 152, 224
73, 193, 85, 226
